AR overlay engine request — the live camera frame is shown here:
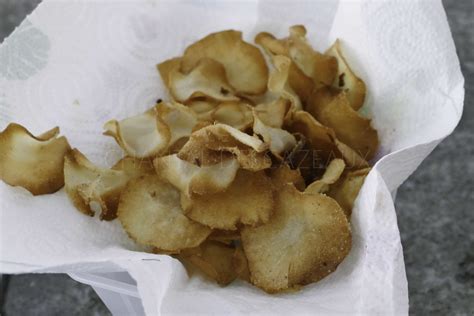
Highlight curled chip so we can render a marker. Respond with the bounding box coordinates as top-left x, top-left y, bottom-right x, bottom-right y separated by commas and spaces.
103, 109, 170, 159
180, 241, 237, 285
269, 163, 305, 191
254, 98, 292, 128
328, 167, 371, 218
211, 101, 253, 131
118, 174, 211, 251
268, 55, 314, 110
153, 154, 239, 196
256, 25, 337, 87
0, 123, 71, 195
112, 156, 155, 178
64, 149, 130, 220
326, 40, 366, 110
317, 92, 378, 160
181, 30, 269, 95
305, 158, 345, 194
233, 245, 250, 282
186, 99, 217, 122
157, 57, 182, 89
253, 109, 296, 157
155, 101, 198, 147
181, 170, 274, 230
168, 58, 239, 102
241, 184, 351, 293
178, 124, 271, 171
